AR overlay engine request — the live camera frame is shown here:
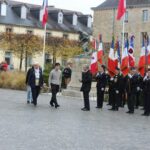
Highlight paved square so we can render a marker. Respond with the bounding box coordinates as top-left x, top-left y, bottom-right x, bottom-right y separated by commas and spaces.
0, 89, 150, 150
